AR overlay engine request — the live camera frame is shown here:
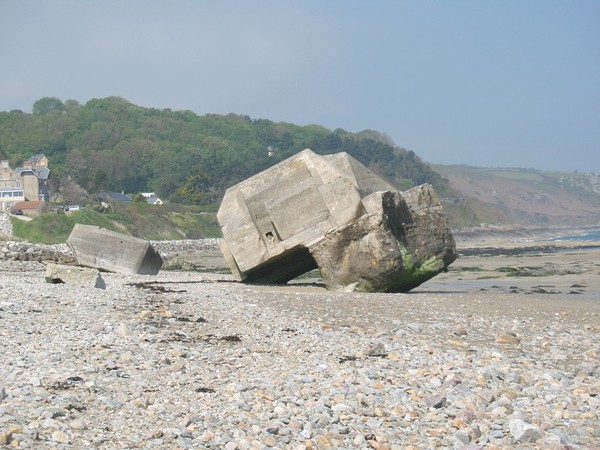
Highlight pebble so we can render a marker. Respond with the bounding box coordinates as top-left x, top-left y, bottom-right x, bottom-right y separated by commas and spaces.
69, 419, 88, 430
0, 243, 598, 449
495, 332, 521, 344
51, 430, 70, 443
509, 418, 545, 443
